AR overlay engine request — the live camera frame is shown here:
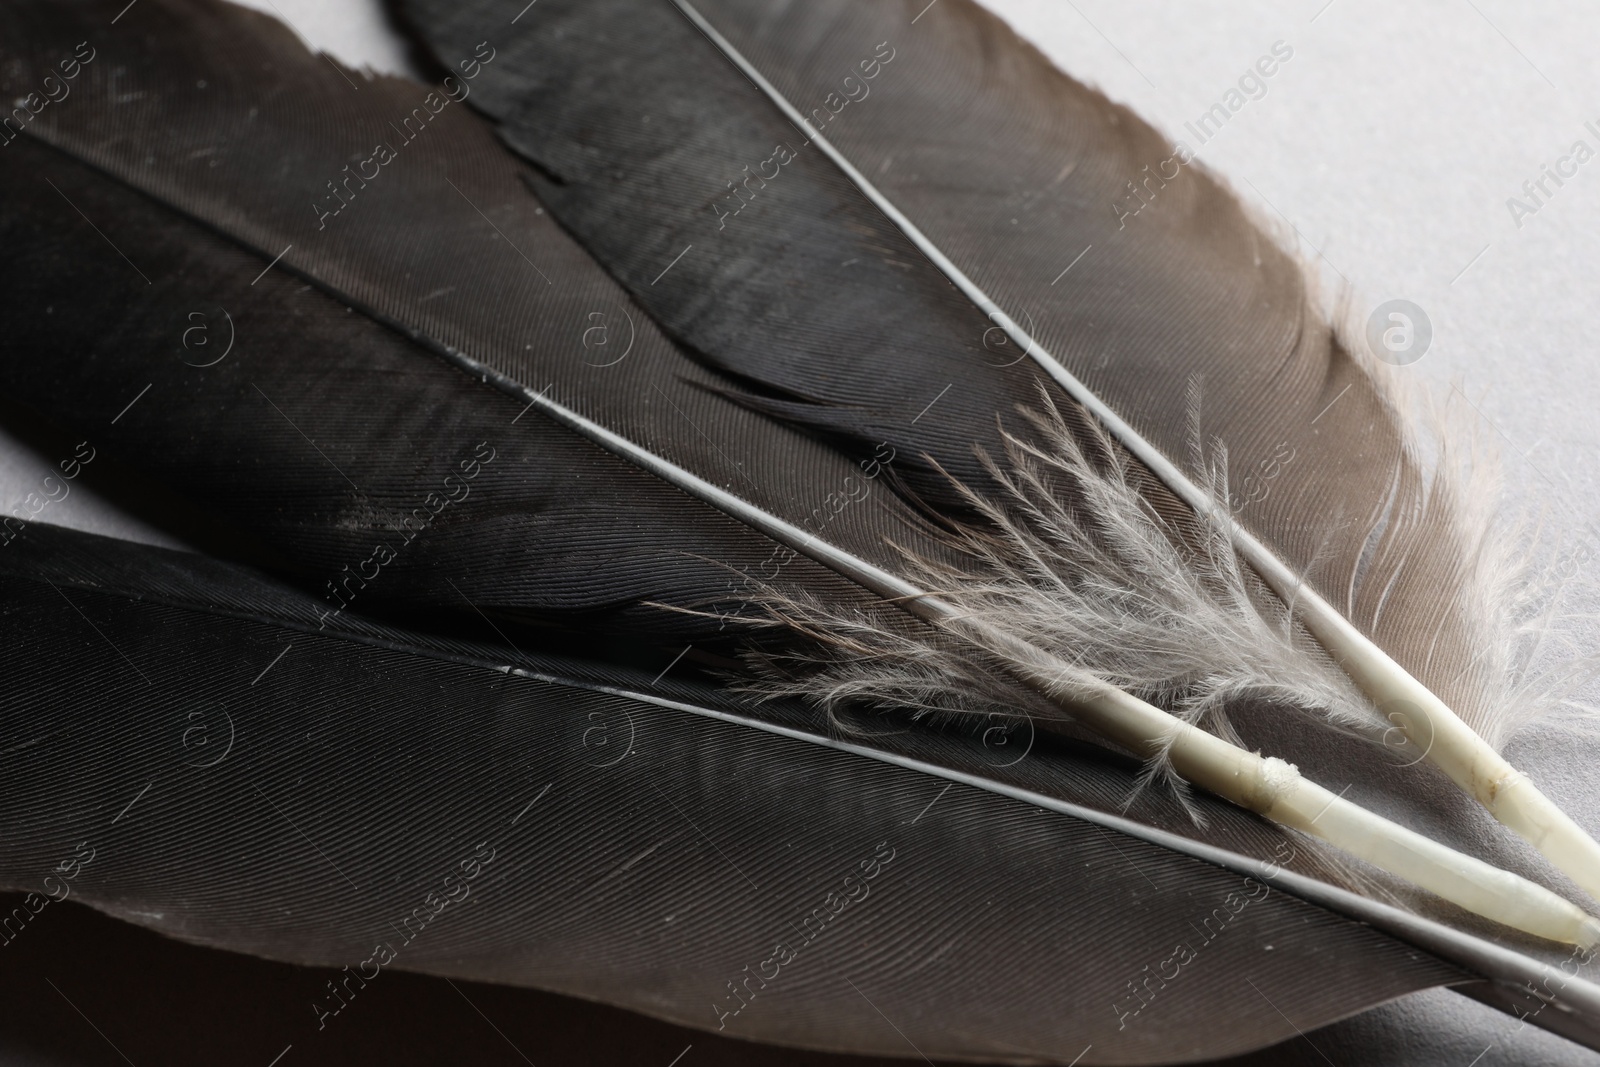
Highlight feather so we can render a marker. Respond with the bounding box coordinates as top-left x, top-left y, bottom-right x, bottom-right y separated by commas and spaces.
2, 0, 1599, 1062
2, 518, 1597, 1065
388, 0, 1600, 899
